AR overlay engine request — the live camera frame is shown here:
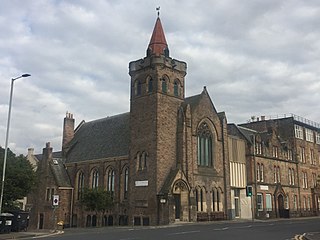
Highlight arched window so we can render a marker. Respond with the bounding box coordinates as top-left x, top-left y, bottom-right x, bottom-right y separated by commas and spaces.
124, 168, 129, 199
217, 190, 220, 211
200, 188, 204, 212
197, 122, 213, 167
174, 80, 179, 97
212, 189, 216, 212
161, 78, 167, 93
257, 163, 261, 182
107, 169, 115, 195
195, 189, 199, 211
137, 152, 142, 170
134, 80, 141, 96
142, 152, 147, 170
148, 77, 153, 93
77, 171, 84, 200
91, 169, 99, 189
137, 152, 147, 170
